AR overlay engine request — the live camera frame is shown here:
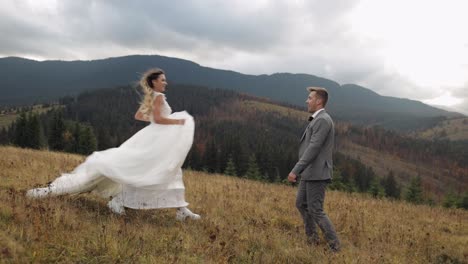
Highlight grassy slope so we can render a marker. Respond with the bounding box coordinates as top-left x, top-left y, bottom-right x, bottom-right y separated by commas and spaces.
239, 100, 306, 121
0, 146, 467, 263
0, 114, 17, 130
415, 117, 468, 141
339, 141, 468, 196
0, 104, 61, 129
